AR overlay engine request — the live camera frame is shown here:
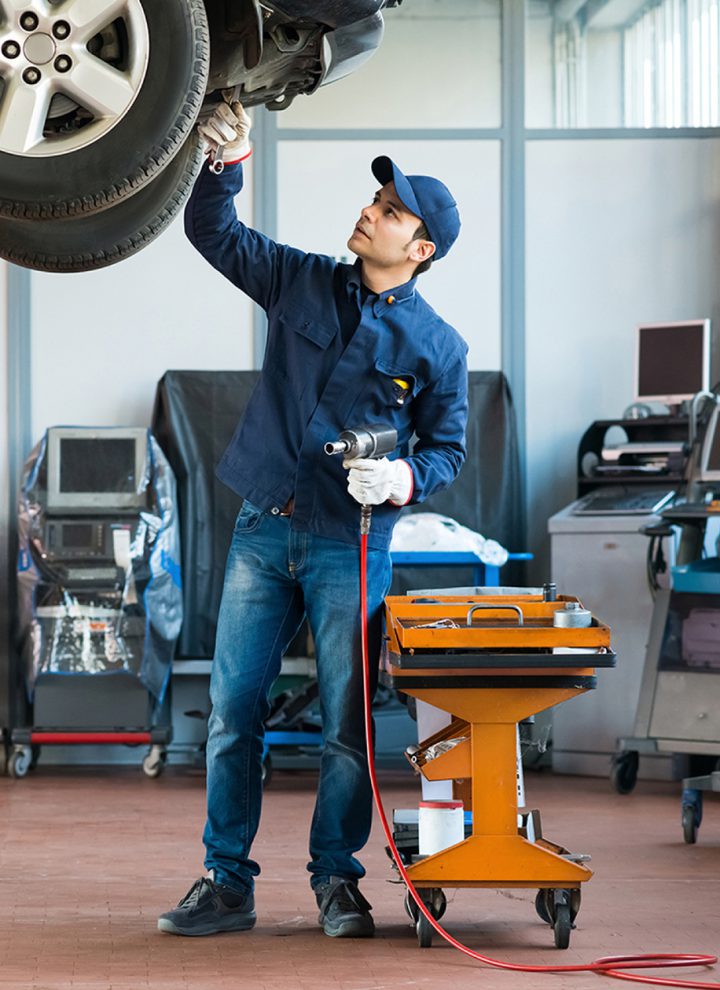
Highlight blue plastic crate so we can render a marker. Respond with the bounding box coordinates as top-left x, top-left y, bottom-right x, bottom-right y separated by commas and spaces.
672, 557, 720, 594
